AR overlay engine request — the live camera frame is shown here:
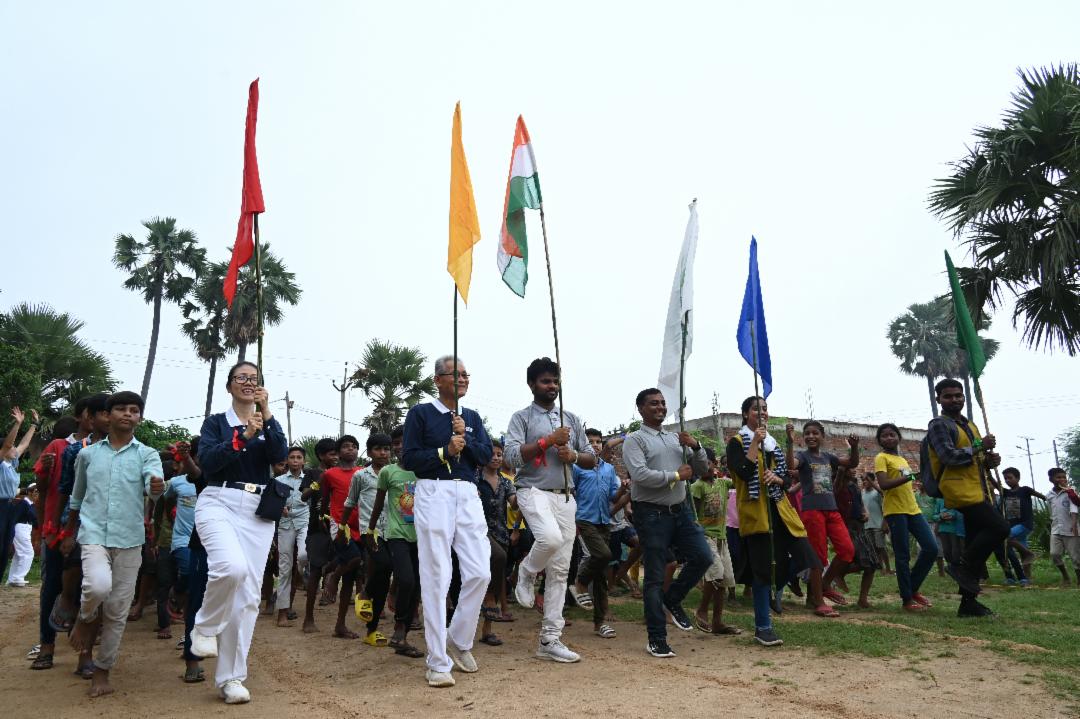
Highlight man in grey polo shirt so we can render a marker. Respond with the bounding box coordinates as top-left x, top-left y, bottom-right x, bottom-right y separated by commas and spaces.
504, 357, 595, 664
622, 387, 712, 659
